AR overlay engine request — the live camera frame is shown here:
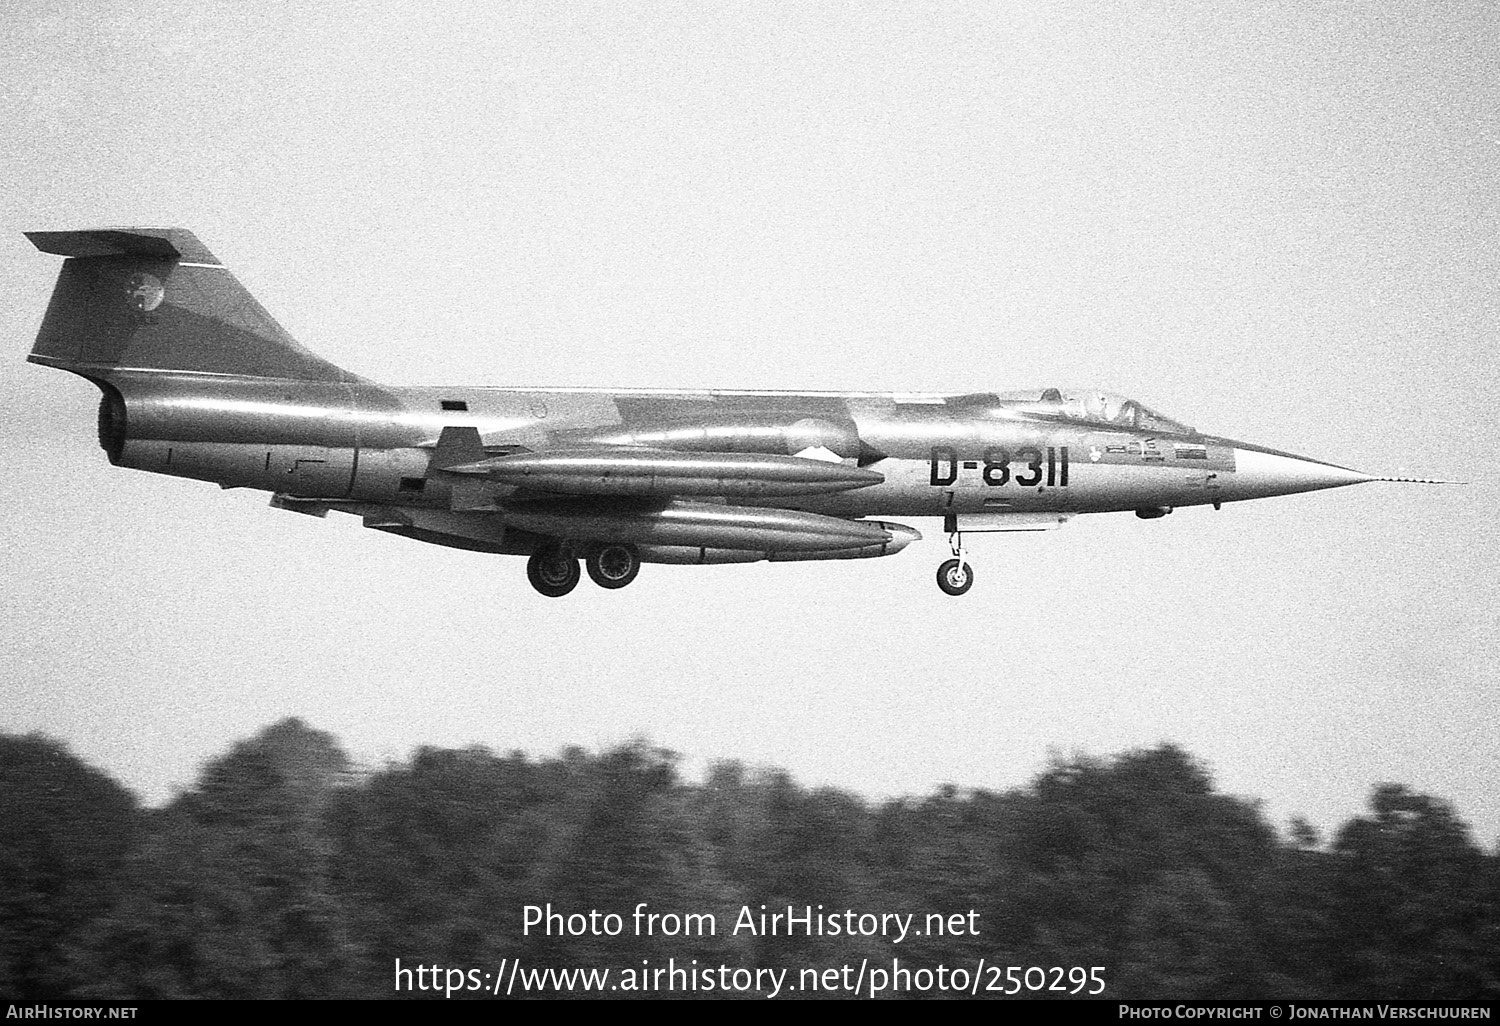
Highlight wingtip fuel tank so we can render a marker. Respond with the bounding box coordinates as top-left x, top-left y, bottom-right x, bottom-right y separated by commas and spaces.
449, 447, 885, 498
